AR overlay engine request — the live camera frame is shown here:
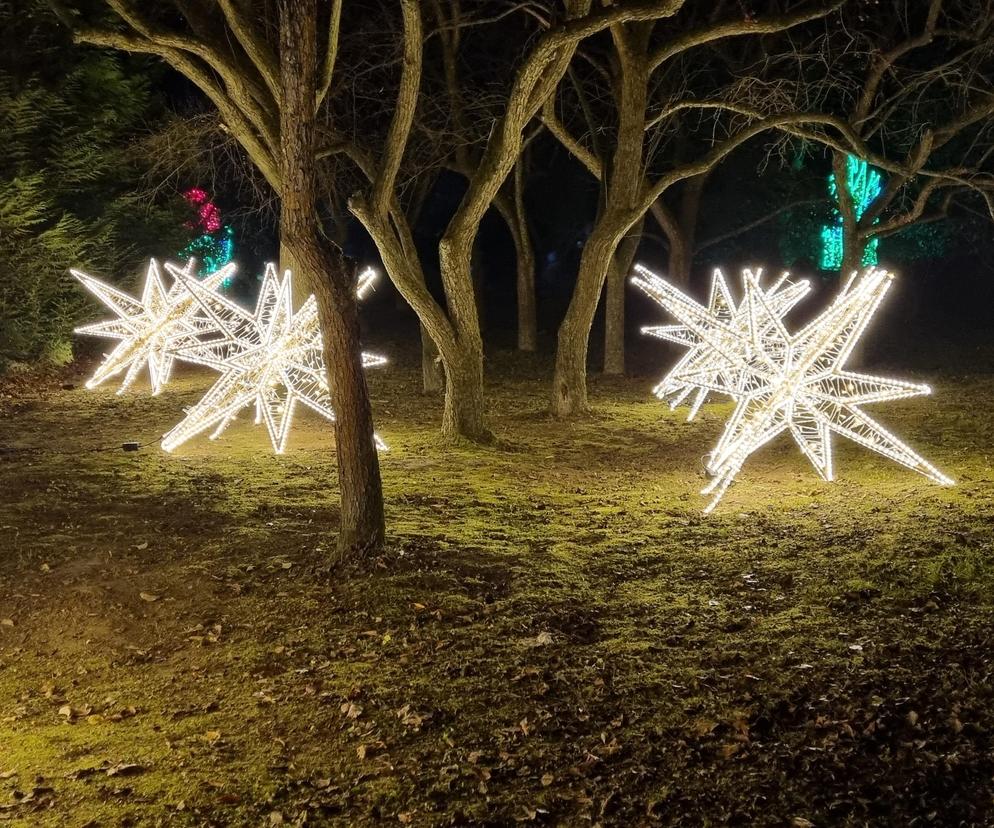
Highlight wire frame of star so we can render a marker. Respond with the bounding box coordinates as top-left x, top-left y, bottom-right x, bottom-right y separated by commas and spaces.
159, 263, 387, 455
73, 258, 236, 395
632, 264, 953, 513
